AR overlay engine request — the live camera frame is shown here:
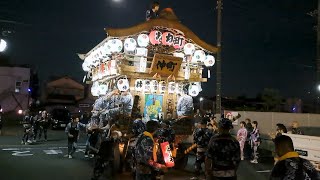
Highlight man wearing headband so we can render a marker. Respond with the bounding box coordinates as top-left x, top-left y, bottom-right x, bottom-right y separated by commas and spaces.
205, 118, 240, 180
